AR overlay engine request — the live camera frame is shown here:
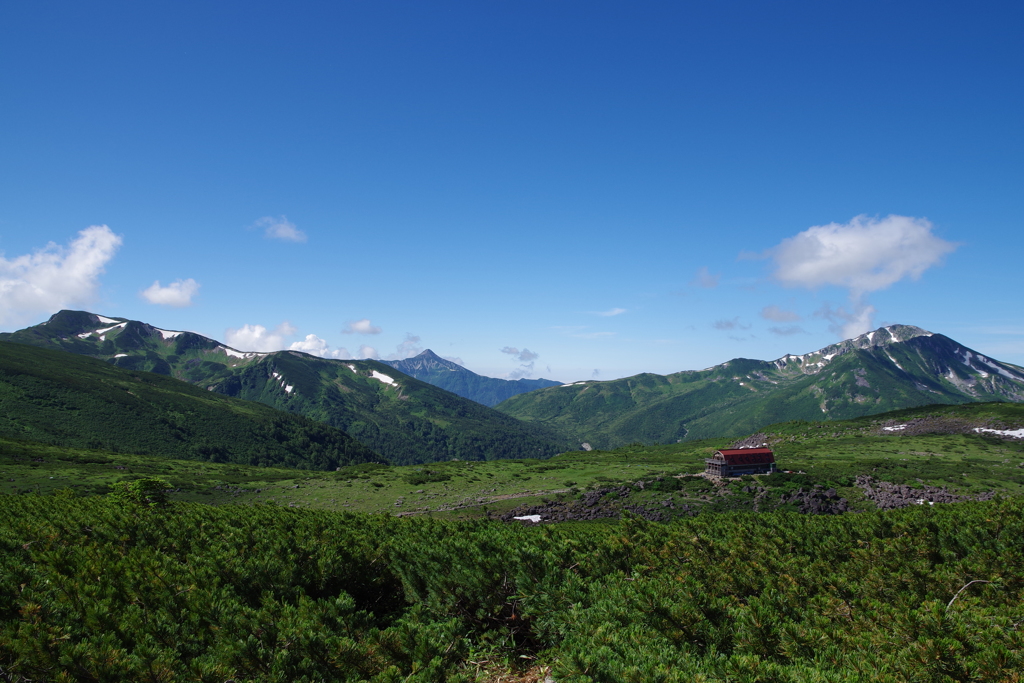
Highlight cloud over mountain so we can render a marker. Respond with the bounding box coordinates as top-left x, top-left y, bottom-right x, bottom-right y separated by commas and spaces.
765, 215, 958, 338
386, 334, 423, 360
0, 225, 122, 327
224, 322, 297, 352
140, 278, 199, 307
502, 346, 539, 379
289, 333, 350, 359
767, 215, 956, 296
343, 319, 382, 335
501, 347, 539, 362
